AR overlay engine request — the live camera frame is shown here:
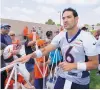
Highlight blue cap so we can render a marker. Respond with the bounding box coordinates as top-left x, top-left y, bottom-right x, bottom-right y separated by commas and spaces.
1, 24, 11, 29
